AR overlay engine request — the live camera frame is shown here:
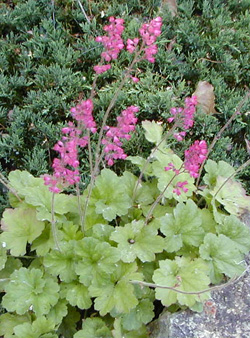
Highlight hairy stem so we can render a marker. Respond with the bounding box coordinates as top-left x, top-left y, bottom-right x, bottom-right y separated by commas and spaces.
213, 157, 250, 199
130, 266, 248, 295
144, 170, 181, 225
51, 192, 61, 251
